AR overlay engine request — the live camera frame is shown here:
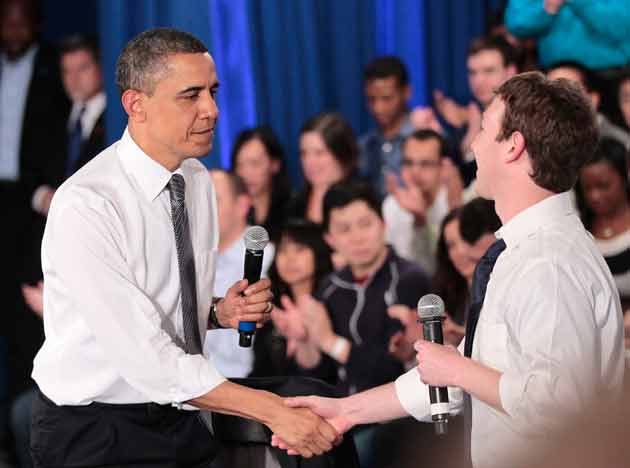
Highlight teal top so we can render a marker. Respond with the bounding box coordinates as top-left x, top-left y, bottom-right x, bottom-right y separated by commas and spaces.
505, 0, 630, 70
